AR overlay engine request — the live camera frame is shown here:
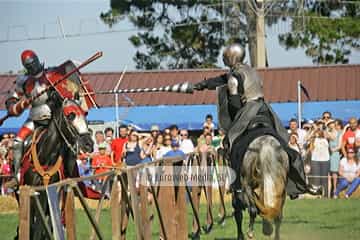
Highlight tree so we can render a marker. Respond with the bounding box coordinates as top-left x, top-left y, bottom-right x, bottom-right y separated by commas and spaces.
100, 1, 255, 69
278, 0, 360, 64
